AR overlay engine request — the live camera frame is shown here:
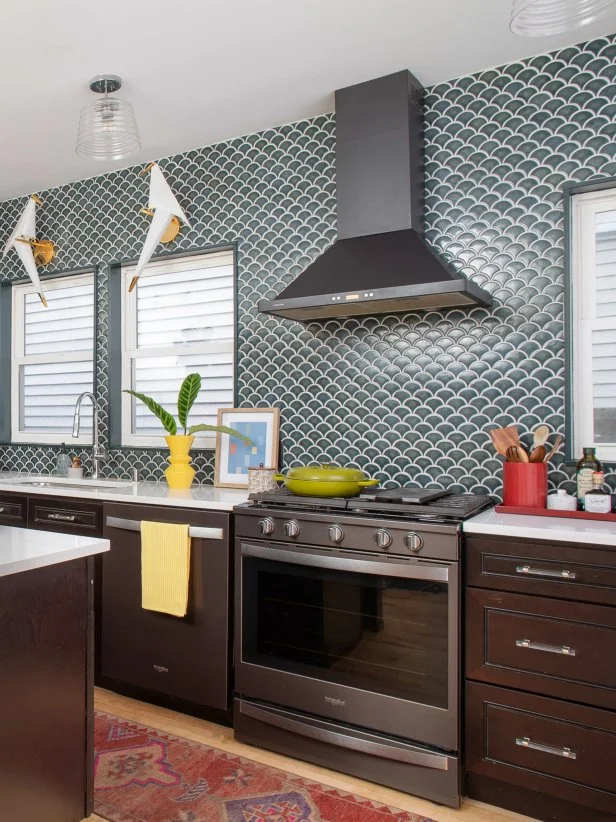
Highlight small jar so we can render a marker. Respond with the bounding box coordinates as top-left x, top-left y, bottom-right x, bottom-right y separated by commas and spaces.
546, 489, 577, 511
247, 465, 278, 494
67, 456, 84, 480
